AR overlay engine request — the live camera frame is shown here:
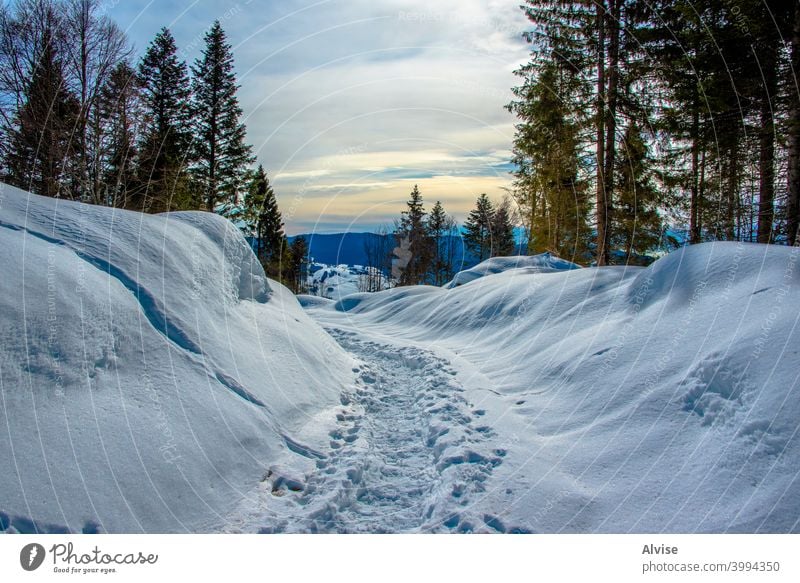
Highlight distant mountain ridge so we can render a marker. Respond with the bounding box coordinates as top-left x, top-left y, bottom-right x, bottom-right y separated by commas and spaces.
289, 232, 524, 269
